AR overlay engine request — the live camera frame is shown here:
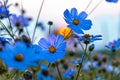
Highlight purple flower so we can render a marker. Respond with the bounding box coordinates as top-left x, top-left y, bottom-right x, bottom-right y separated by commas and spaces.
38, 34, 66, 62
